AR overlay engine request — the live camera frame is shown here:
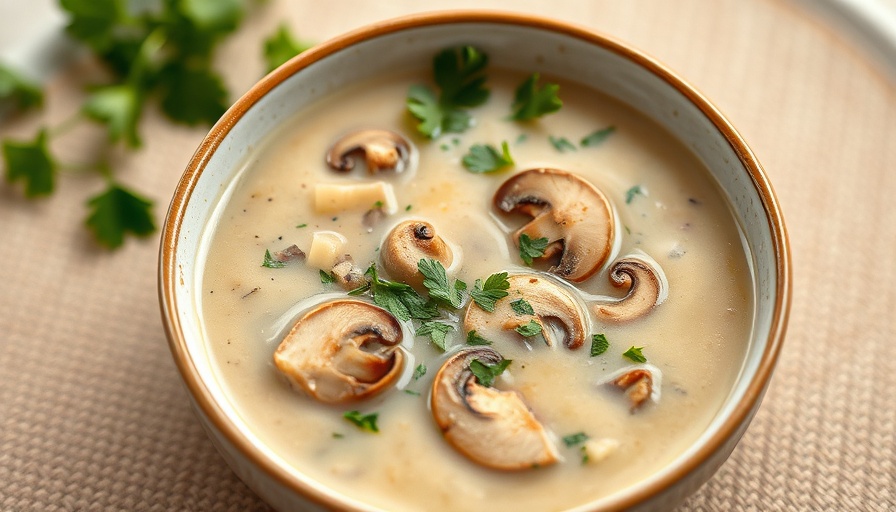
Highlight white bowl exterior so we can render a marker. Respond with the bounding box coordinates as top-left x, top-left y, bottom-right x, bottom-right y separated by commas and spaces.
168, 19, 783, 512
